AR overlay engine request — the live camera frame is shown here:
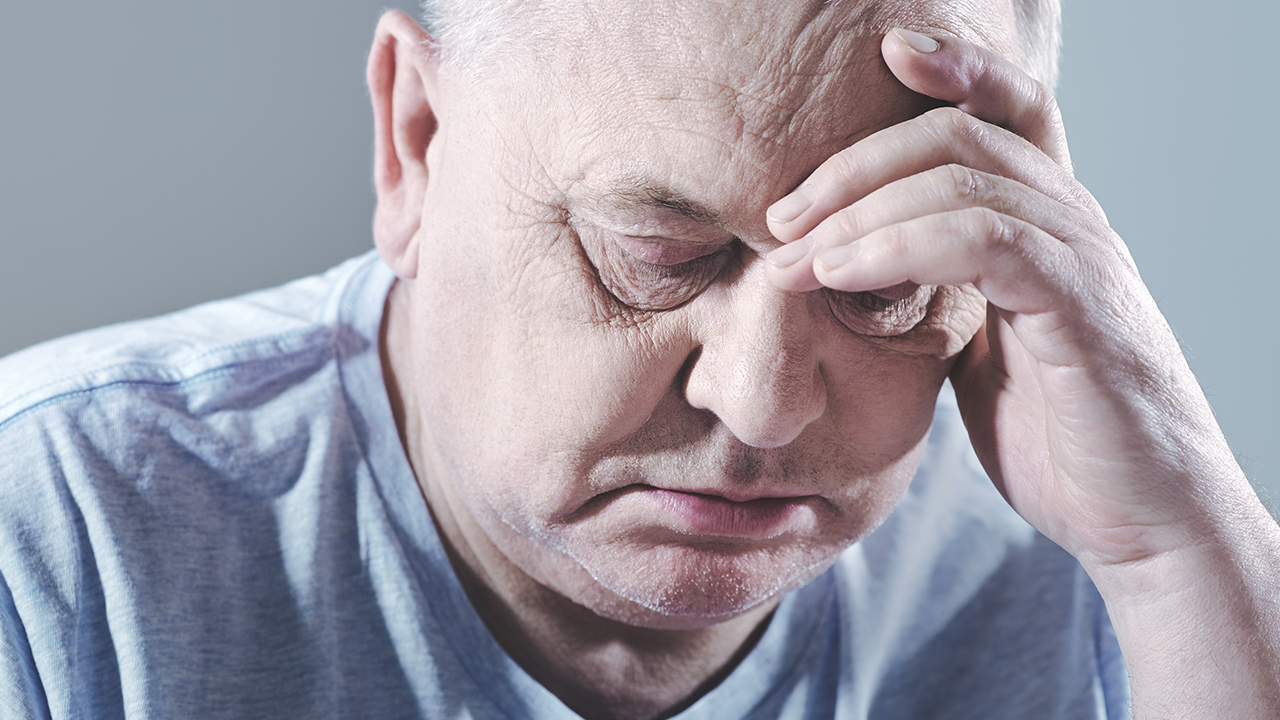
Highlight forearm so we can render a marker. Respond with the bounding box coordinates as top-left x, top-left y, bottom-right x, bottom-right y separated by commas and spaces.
1089, 482, 1280, 718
